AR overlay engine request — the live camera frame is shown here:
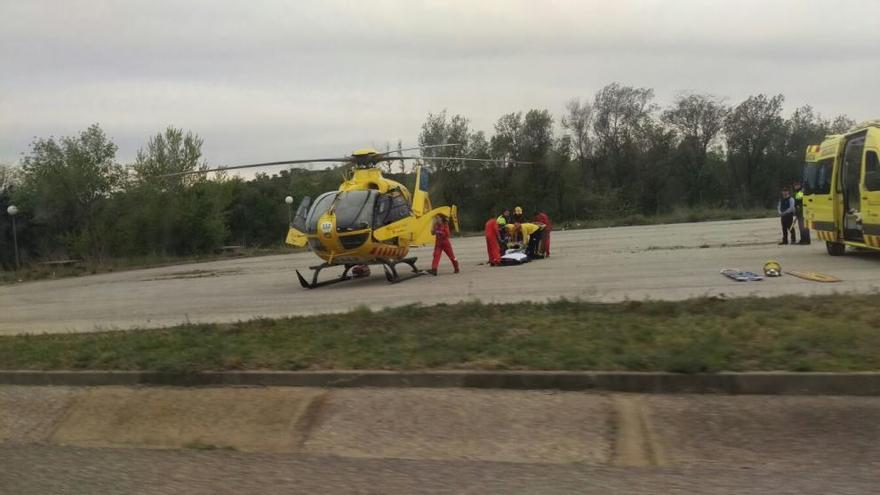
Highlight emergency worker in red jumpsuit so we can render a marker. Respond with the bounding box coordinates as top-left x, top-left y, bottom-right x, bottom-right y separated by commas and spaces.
534, 212, 552, 257
428, 215, 459, 275
484, 217, 502, 265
